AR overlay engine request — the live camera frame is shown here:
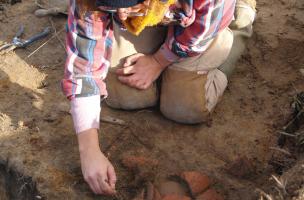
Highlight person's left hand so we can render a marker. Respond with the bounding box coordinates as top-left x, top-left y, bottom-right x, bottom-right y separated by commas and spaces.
115, 53, 166, 90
